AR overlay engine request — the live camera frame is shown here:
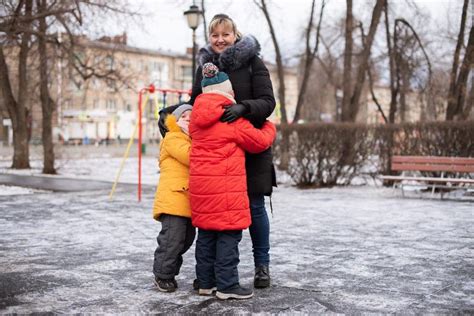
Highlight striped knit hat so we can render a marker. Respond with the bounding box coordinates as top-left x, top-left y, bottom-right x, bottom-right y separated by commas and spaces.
201, 63, 234, 99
